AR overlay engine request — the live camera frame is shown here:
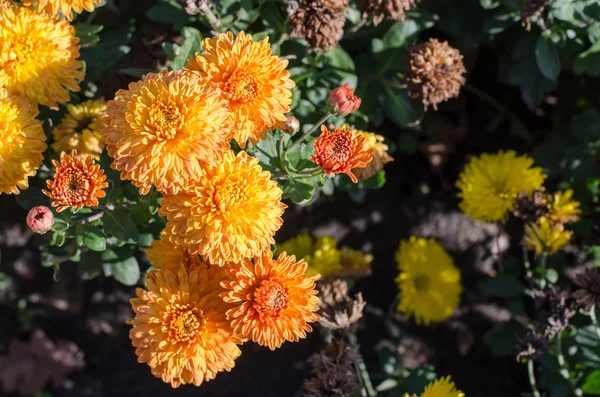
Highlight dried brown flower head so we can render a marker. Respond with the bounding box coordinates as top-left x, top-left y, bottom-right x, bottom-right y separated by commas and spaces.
573, 269, 600, 311
522, 0, 551, 31
407, 38, 466, 111
357, 0, 415, 26
516, 331, 547, 362
513, 190, 549, 223
319, 279, 366, 330
534, 286, 576, 339
289, 0, 347, 51
303, 339, 359, 397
